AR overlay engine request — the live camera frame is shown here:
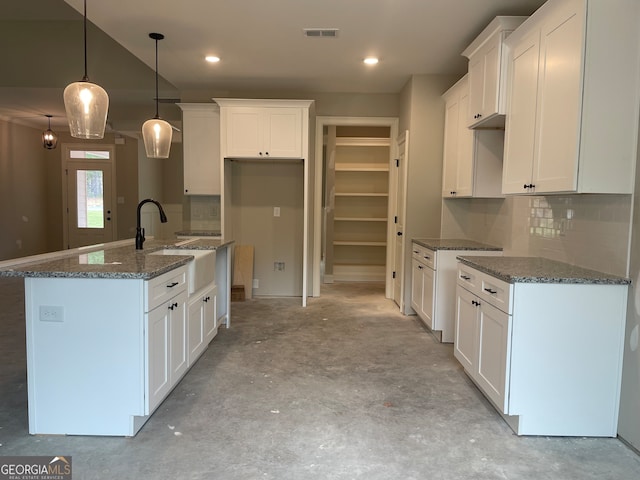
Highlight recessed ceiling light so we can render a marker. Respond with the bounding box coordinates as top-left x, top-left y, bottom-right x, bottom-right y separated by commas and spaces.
364, 57, 379, 65
205, 56, 220, 63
